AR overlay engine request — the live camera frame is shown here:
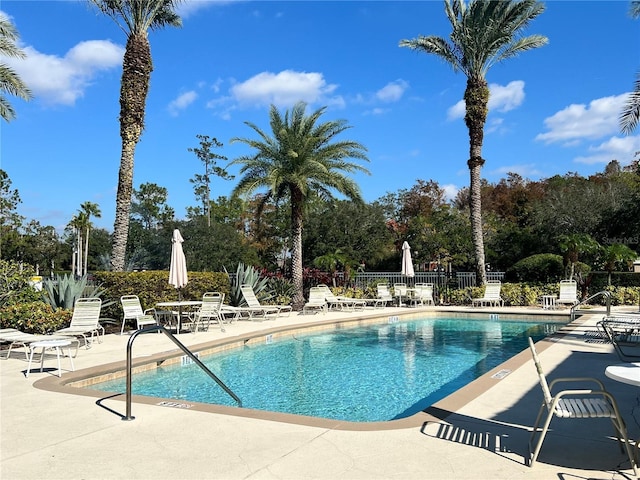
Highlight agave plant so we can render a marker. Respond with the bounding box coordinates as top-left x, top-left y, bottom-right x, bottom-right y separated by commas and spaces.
42, 274, 113, 311
224, 263, 270, 307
